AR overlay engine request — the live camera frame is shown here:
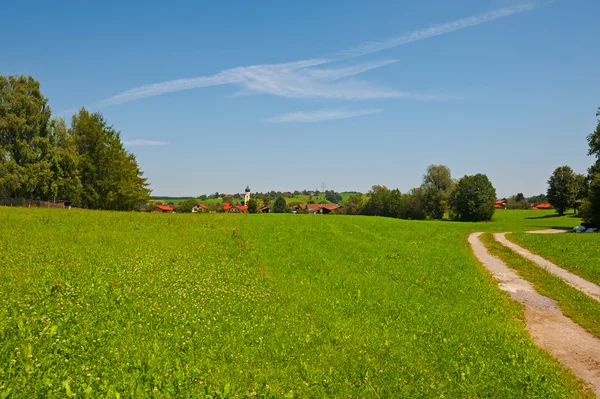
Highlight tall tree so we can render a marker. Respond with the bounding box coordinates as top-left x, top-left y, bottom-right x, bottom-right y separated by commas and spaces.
583, 107, 600, 225
247, 198, 258, 214
71, 108, 150, 210
0, 75, 53, 199
587, 107, 600, 176
46, 118, 82, 203
547, 166, 576, 216
451, 174, 496, 222
422, 165, 454, 219
273, 196, 286, 213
